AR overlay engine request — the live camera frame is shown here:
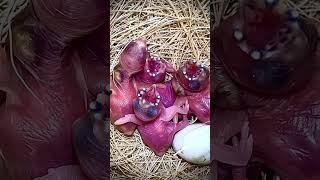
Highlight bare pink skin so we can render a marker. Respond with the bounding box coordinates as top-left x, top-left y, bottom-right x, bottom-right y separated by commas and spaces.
131, 53, 177, 108
175, 60, 211, 123
115, 96, 189, 126
32, 0, 107, 43
138, 114, 189, 156
120, 39, 150, 76
135, 56, 175, 84
0, 47, 85, 179
176, 60, 210, 92
185, 85, 210, 123
113, 40, 216, 157
133, 80, 177, 108
212, 111, 253, 180
0, 0, 108, 179
0, 39, 88, 179
212, 0, 320, 179
132, 85, 163, 122
155, 80, 177, 108
110, 65, 137, 136
114, 95, 189, 156
34, 165, 88, 180
212, 112, 253, 166
111, 39, 177, 136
